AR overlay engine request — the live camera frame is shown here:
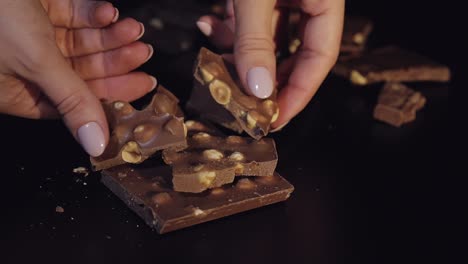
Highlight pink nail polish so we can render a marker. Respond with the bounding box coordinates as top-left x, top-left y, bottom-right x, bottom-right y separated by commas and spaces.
77, 122, 106, 157
247, 67, 273, 99
112, 8, 119, 23
196, 21, 212, 37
